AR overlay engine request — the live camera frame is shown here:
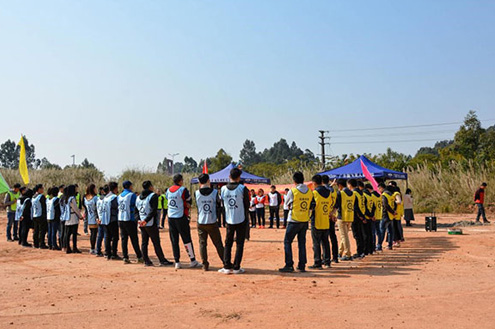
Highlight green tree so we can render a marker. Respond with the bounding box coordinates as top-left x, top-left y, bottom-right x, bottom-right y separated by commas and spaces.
80, 158, 97, 169
239, 139, 260, 166
210, 149, 233, 172
39, 157, 62, 170
0, 136, 37, 169
453, 110, 485, 160
182, 156, 198, 173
